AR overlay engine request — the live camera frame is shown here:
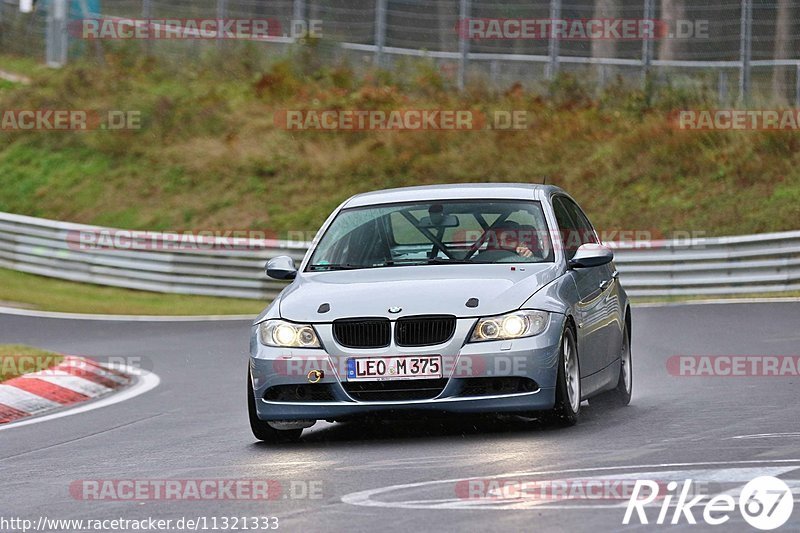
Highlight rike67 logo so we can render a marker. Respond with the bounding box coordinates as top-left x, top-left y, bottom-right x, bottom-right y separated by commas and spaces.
624, 476, 794, 530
